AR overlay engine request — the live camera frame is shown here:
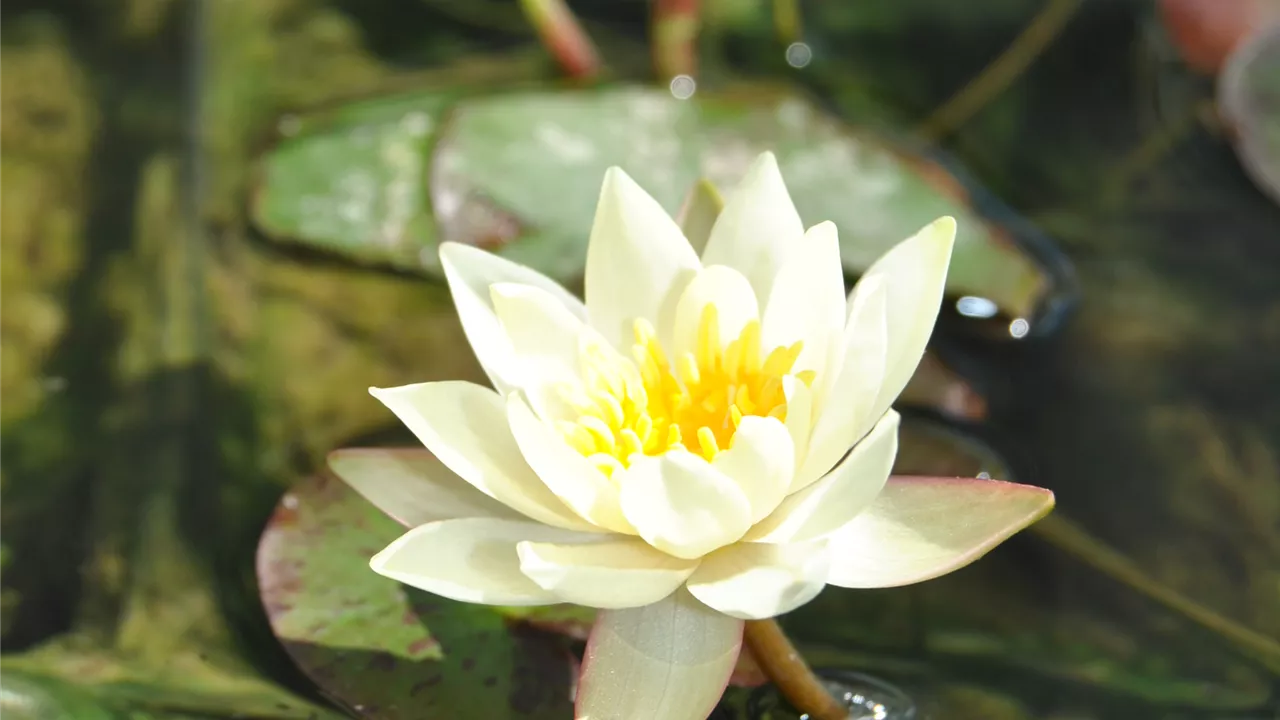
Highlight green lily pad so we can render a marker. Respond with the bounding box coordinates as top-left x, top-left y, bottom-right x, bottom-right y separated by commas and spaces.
255, 473, 575, 719
0, 671, 120, 720
1219, 22, 1280, 206
252, 85, 1076, 335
